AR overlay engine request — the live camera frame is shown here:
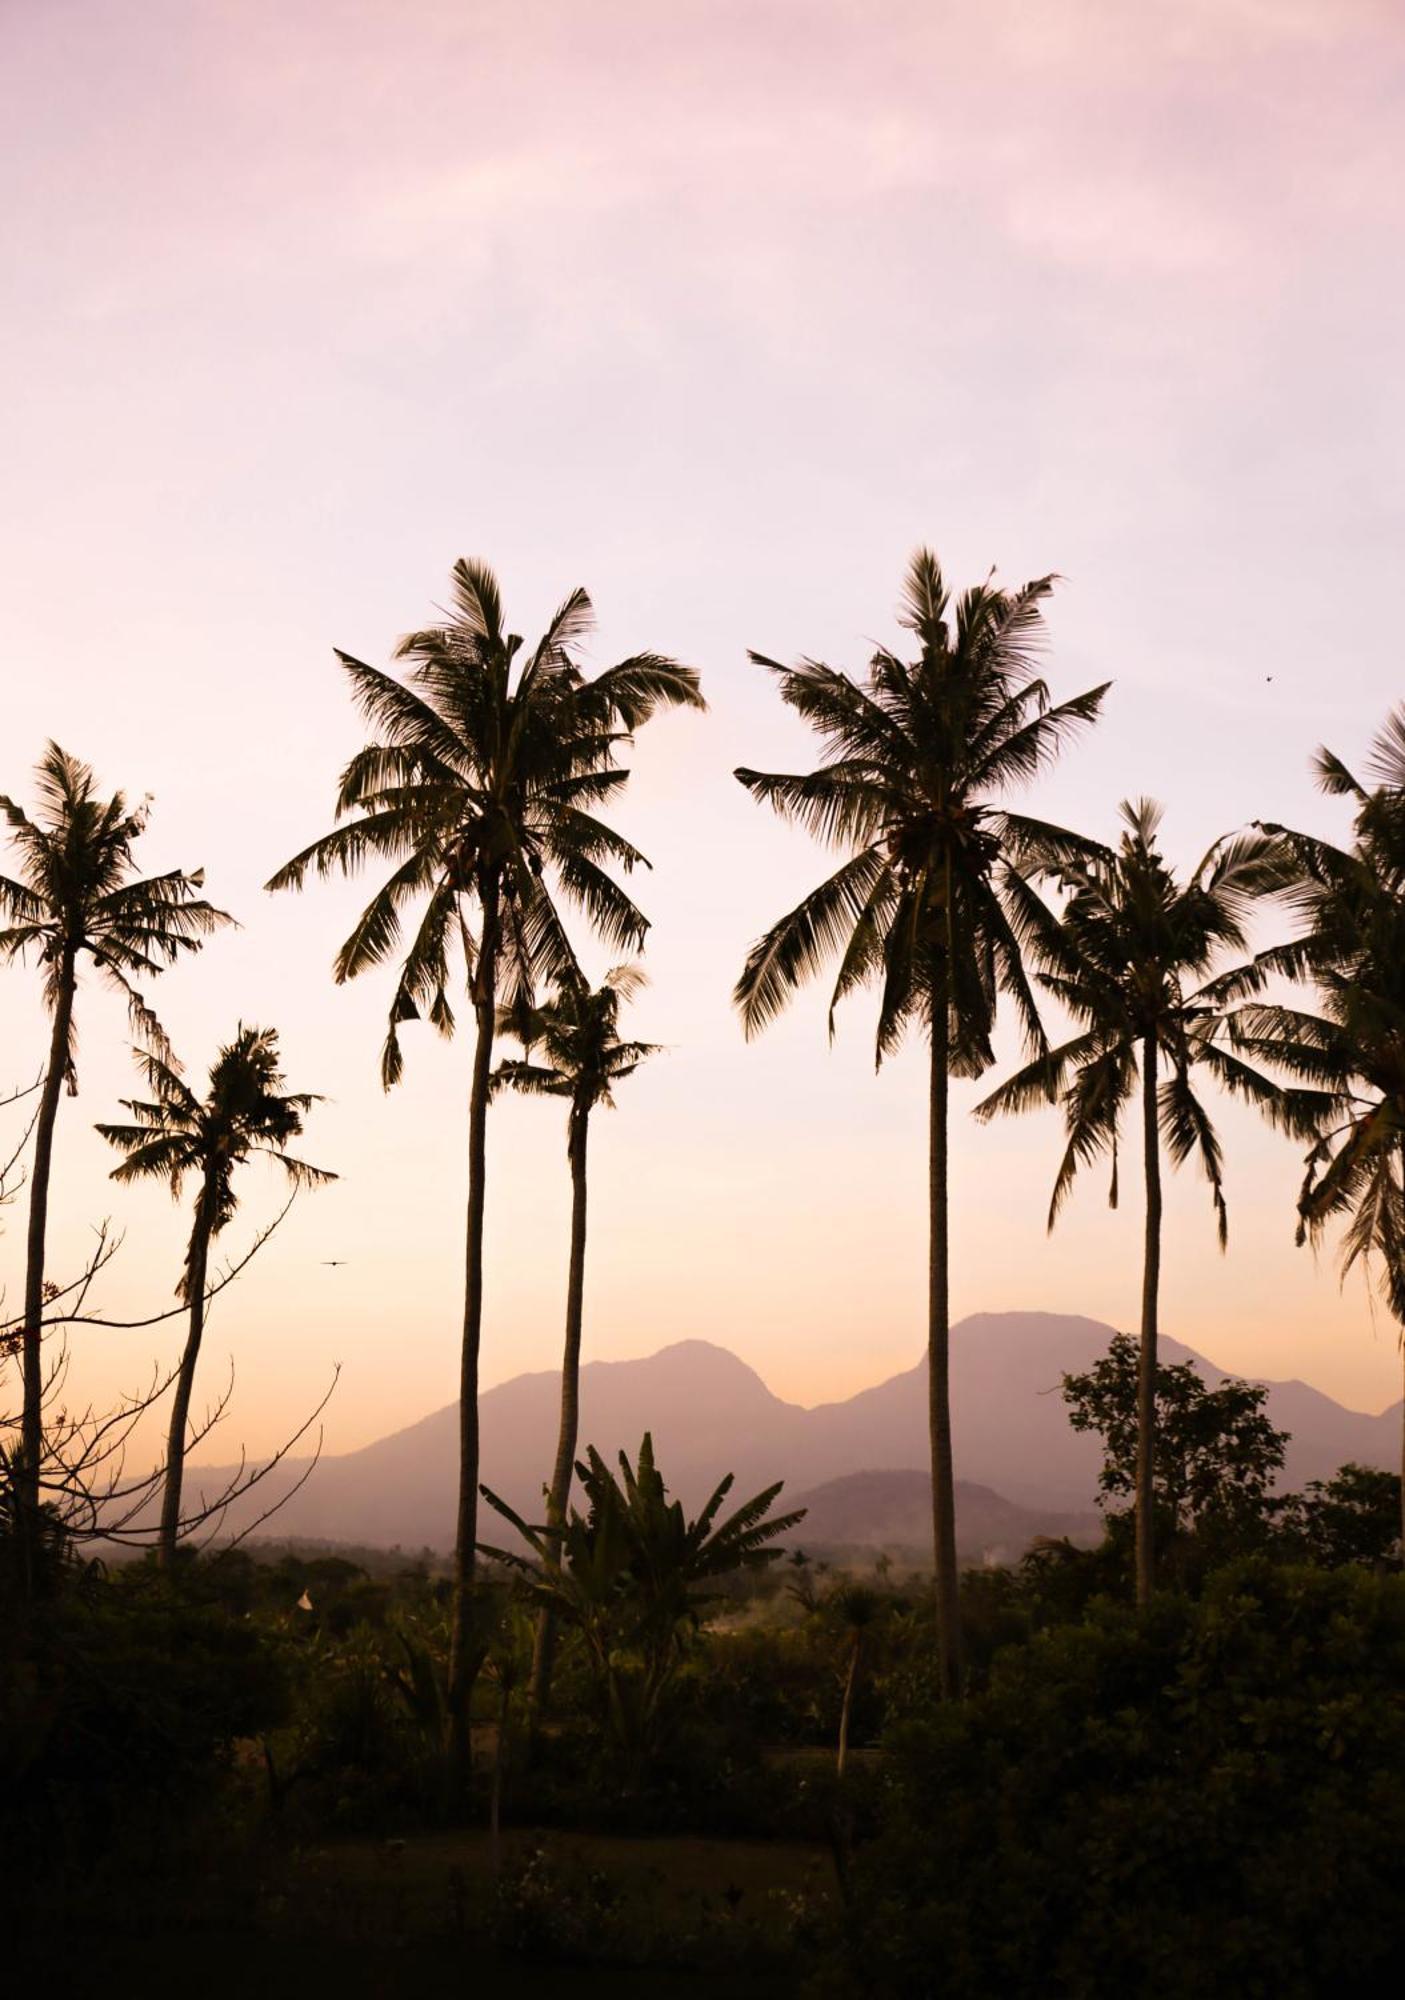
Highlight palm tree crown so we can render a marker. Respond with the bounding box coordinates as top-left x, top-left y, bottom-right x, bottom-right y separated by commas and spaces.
267, 560, 703, 1081
1235, 713, 1405, 1312
0, 742, 229, 1072
1229, 713, 1405, 1552
976, 799, 1316, 1235
97, 1025, 334, 1293
734, 549, 1107, 1064
493, 965, 659, 1116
